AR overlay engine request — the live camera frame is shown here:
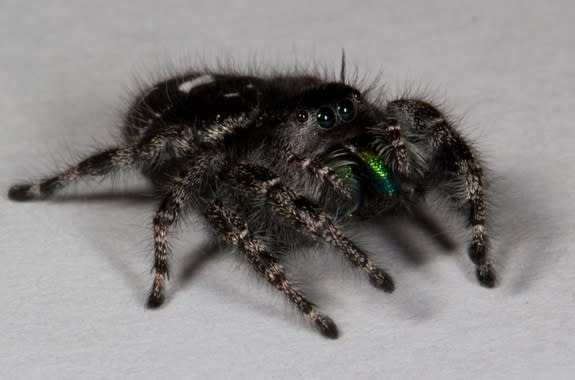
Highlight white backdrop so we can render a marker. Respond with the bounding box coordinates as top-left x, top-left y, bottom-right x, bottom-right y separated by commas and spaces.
1, 1, 573, 378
